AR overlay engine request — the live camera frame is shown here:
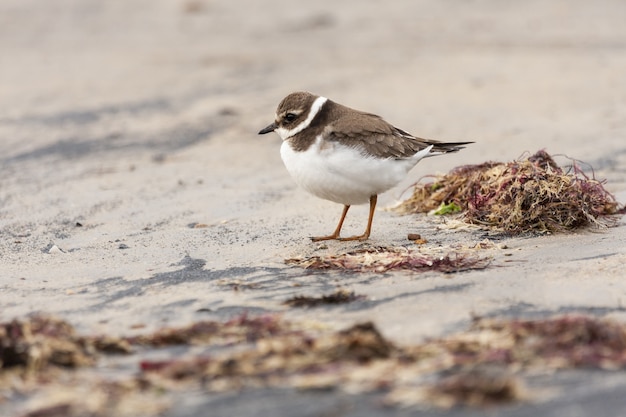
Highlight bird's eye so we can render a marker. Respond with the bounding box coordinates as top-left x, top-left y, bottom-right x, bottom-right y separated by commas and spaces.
285, 113, 297, 122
